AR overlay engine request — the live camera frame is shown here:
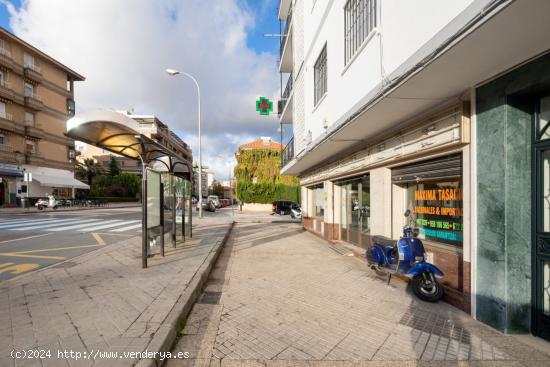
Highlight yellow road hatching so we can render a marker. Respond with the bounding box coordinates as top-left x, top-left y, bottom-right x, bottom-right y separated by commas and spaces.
0, 233, 107, 278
